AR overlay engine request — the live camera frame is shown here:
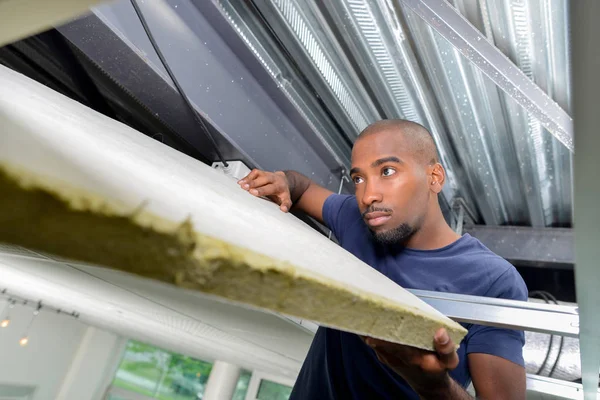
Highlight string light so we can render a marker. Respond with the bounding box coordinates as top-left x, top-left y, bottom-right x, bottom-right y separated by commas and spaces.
0, 291, 79, 348
18, 302, 42, 347
1, 299, 15, 328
